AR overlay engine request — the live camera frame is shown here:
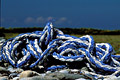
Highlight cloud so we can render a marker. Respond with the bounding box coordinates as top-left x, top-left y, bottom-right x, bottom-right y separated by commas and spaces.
24, 17, 35, 24
55, 17, 67, 24
24, 16, 68, 24
36, 16, 54, 23
36, 17, 45, 23
47, 16, 54, 21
